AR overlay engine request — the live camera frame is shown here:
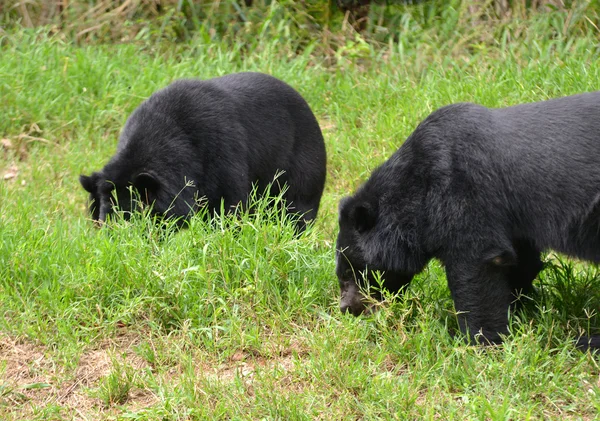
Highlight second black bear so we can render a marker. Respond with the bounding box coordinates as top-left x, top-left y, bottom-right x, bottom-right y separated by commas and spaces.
336, 91, 600, 350
80, 72, 327, 232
